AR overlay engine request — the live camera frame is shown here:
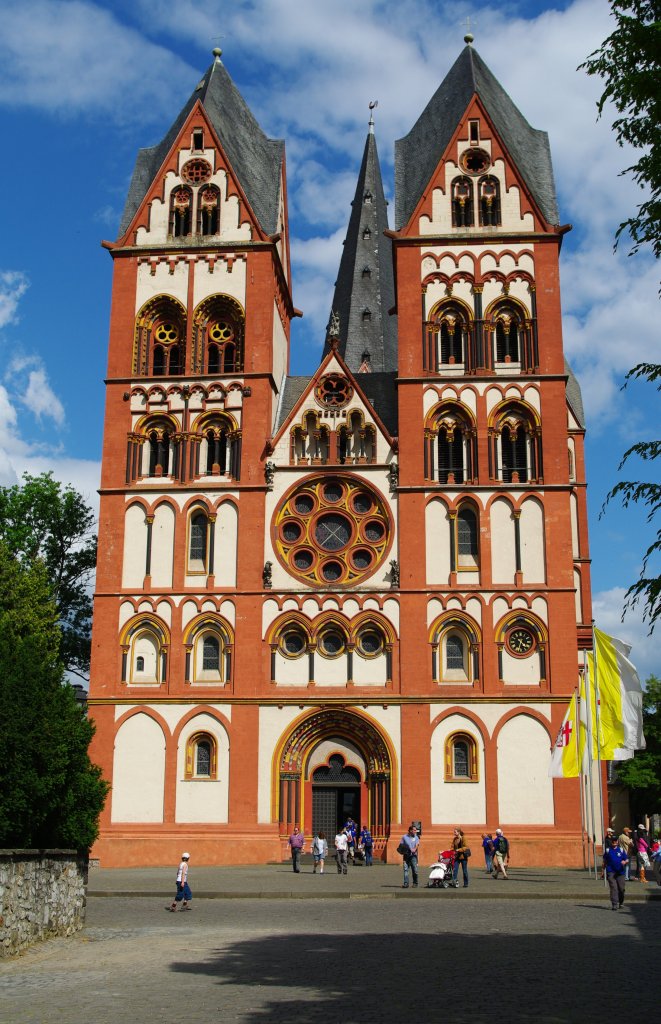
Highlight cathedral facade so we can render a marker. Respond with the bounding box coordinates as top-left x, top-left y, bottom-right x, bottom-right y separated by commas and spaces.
88, 43, 592, 867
